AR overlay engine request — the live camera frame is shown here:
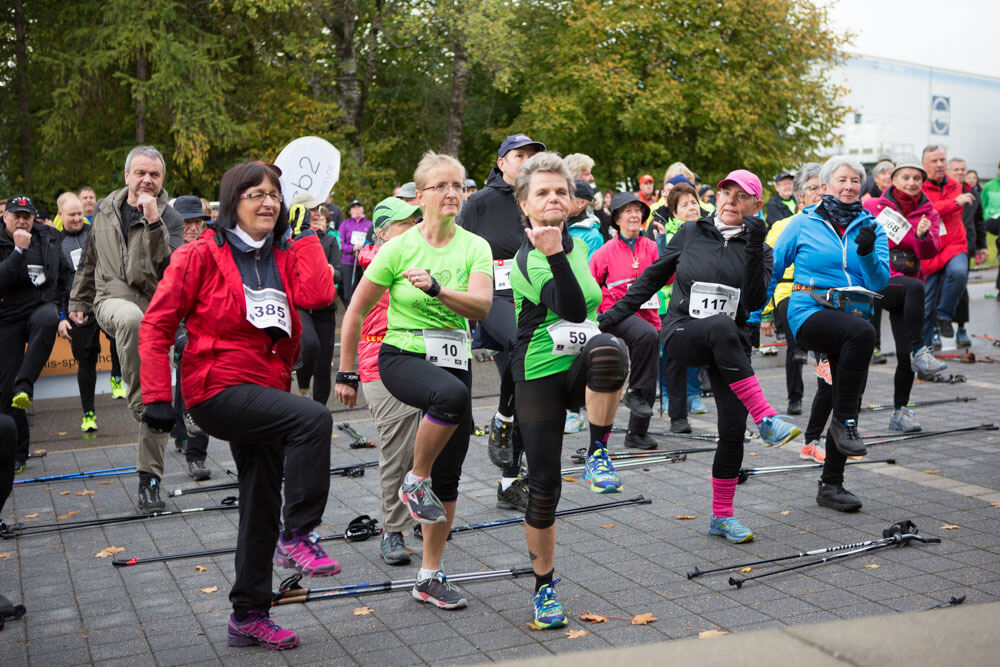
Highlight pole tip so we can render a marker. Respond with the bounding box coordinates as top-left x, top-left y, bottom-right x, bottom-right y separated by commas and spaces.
728, 577, 744, 588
